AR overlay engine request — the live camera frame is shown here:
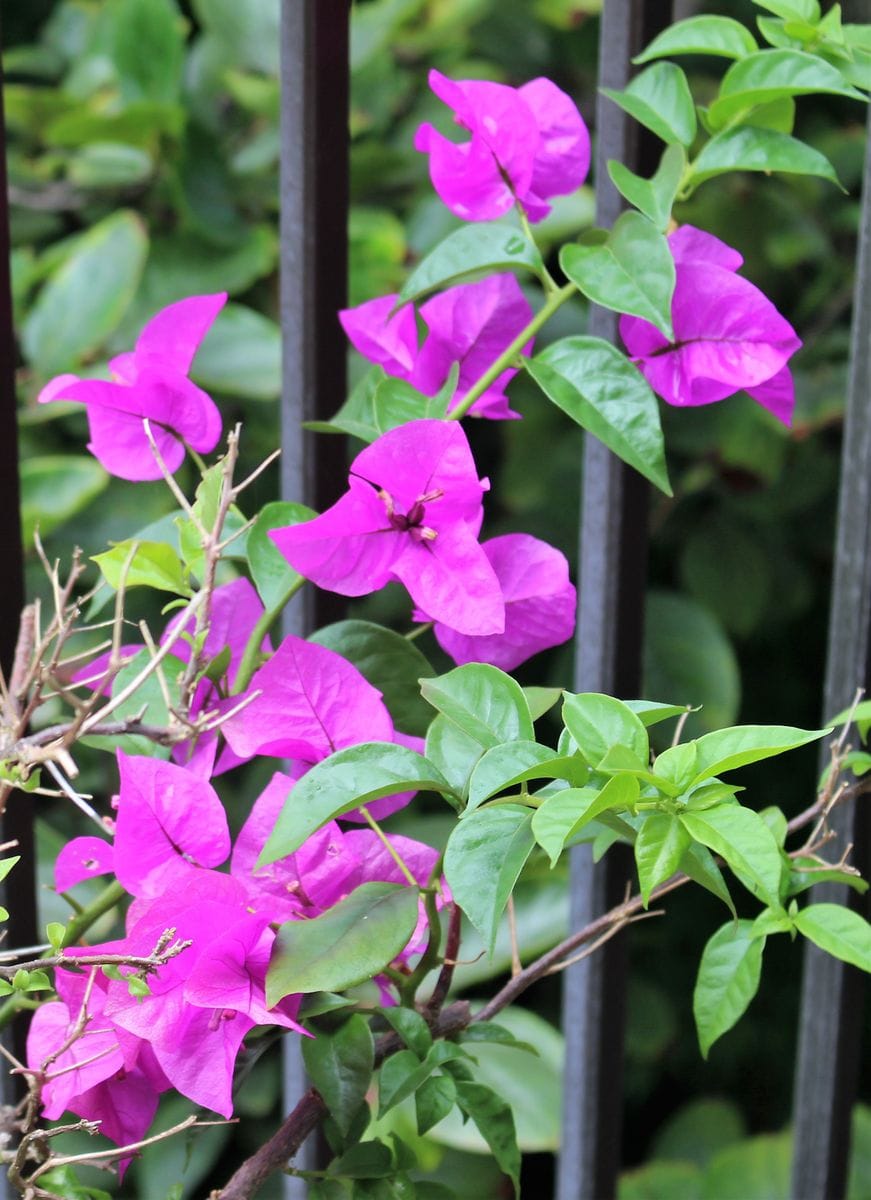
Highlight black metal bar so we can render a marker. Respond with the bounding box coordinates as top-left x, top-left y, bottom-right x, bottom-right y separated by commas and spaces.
278, 2, 351, 1194
557, 4, 673, 1198
790, 96, 871, 1200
